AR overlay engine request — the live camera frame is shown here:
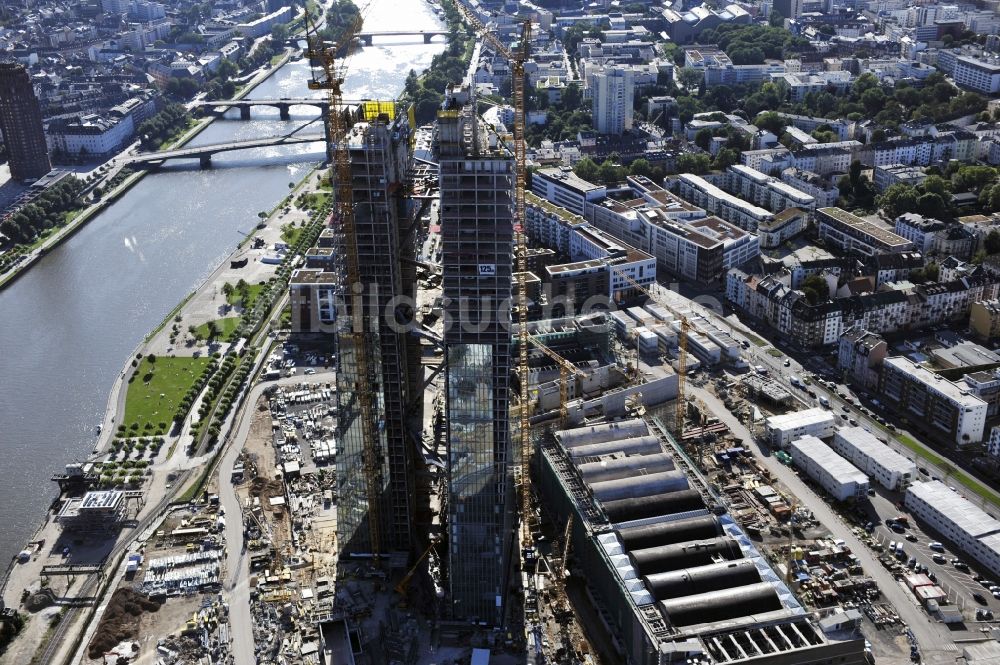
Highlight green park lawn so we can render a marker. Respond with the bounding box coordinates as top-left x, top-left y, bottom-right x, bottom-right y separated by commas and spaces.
226, 283, 265, 311
123, 356, 211, 434
193, 317, 242, 341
